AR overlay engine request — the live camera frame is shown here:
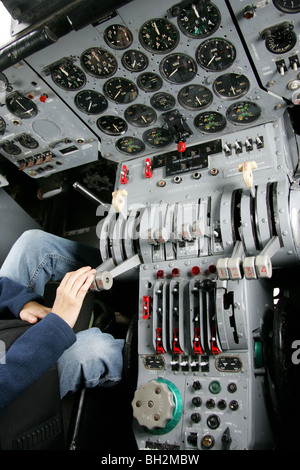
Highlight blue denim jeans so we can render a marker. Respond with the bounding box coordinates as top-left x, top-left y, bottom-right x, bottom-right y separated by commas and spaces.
0, 229, 125, 397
